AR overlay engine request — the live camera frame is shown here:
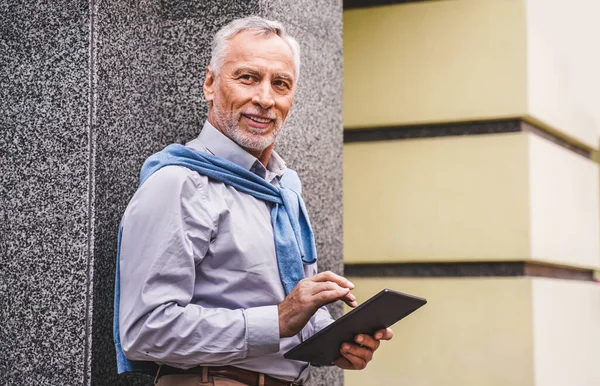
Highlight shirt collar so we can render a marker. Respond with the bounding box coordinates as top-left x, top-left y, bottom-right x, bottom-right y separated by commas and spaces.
188, 121, 287, 181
